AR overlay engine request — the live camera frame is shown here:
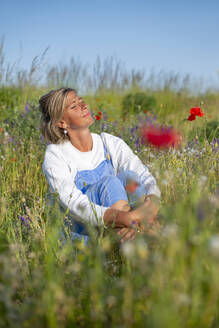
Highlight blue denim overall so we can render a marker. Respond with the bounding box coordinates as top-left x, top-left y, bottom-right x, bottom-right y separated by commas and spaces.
63, 139, 128, 244
63, 138, 146, 245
